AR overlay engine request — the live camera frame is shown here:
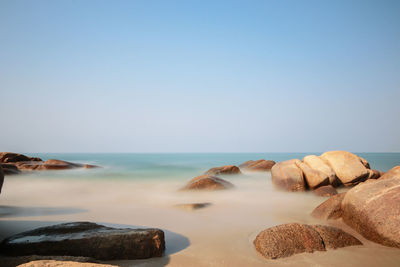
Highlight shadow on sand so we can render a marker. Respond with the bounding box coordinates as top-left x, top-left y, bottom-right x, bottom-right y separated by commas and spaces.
0, 220, 190, 267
